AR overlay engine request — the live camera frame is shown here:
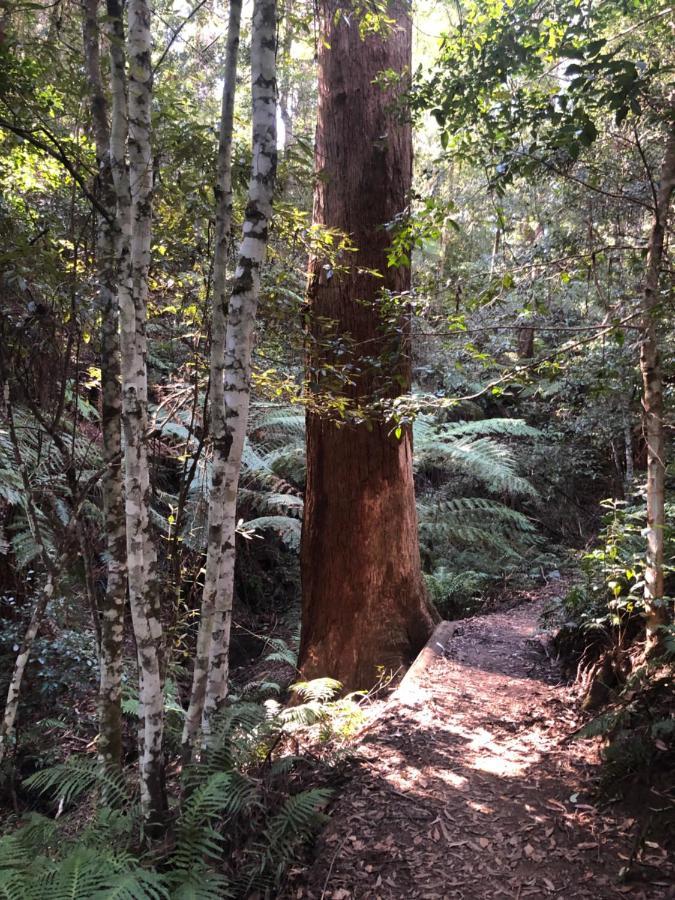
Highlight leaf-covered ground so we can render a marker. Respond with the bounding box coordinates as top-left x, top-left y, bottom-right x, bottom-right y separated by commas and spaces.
288, 589, 674, 899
